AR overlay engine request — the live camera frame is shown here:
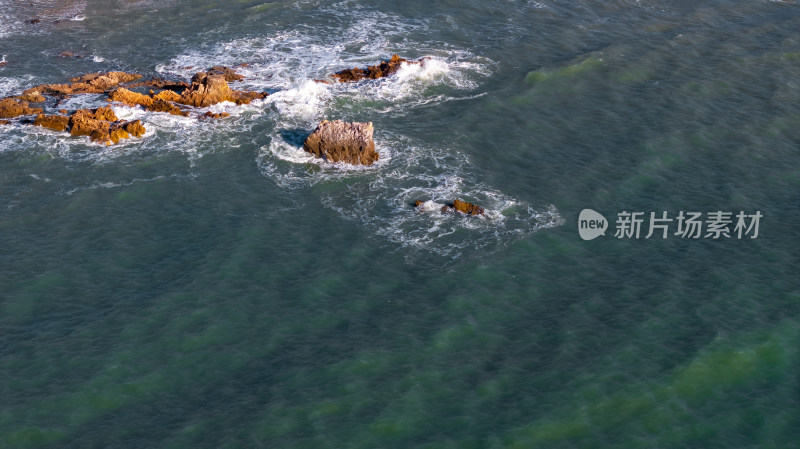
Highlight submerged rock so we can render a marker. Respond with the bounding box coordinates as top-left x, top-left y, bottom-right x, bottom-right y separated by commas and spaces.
434, 199, 485, 216
201, 111, 231, 119
58, 50, 86, 59
303, 120, 378, 166
0, 97, 43, 118
330, 54, 425, 83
